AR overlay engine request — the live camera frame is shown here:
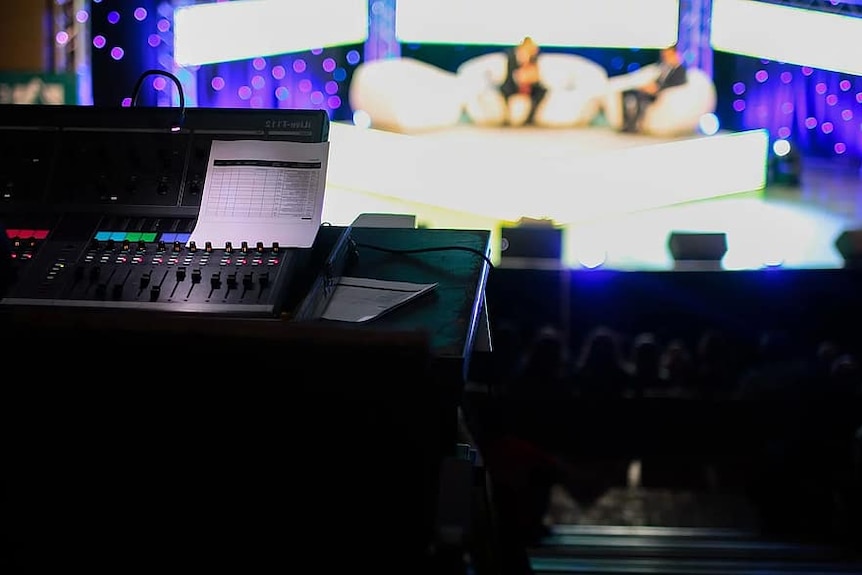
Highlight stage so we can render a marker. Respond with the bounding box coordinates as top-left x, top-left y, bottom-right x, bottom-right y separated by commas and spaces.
322, 122, 860, 271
